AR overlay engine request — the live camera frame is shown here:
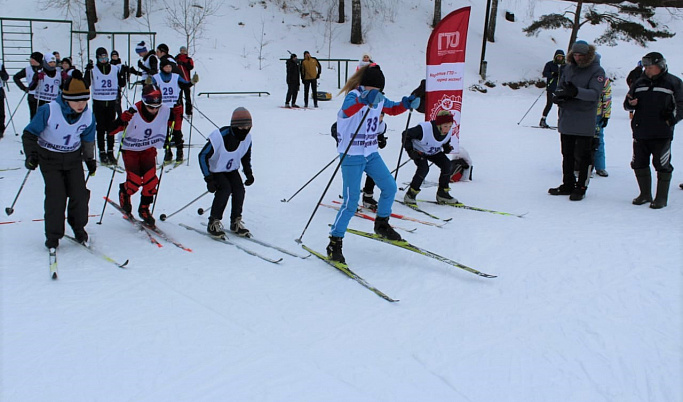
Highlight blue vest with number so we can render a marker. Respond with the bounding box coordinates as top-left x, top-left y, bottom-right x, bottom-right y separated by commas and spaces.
37, 101, 92, 153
